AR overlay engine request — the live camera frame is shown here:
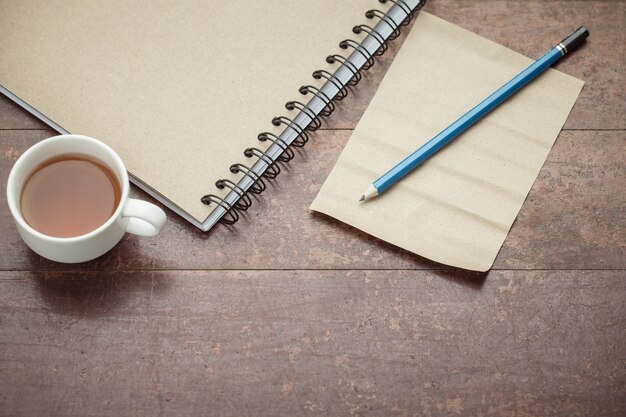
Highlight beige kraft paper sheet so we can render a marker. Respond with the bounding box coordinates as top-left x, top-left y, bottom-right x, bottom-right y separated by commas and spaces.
0, 0, 381, 223
310, 12, 584, 271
